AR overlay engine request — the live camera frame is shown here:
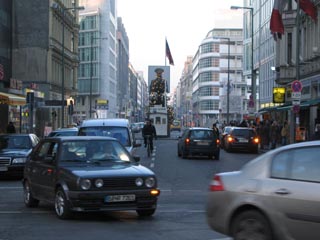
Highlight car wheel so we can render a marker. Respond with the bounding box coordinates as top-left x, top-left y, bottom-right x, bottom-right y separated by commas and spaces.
182, 150, 188, 159
137, 209, 156, 217
23, 181, 39, 207
55, 188, 72, 219
177, 147, 181, 157
214, 151, 220, 160
208, 154, 213, 159
231, 210, 273, 240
